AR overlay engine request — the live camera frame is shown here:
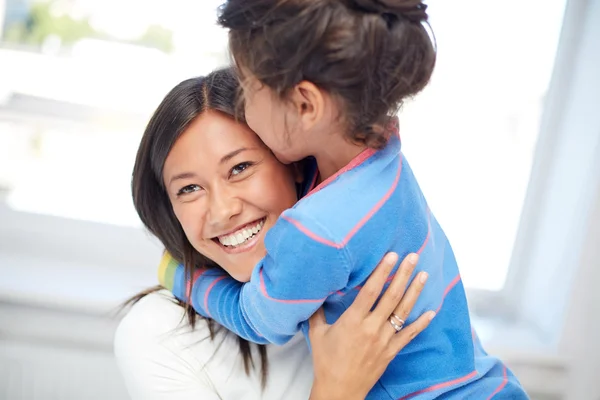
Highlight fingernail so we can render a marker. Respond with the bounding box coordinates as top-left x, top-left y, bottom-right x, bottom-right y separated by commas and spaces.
428, 311, 436, 321
387, 252, 399, 264
419, 272, 428, 283
408, 253, 419, 264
